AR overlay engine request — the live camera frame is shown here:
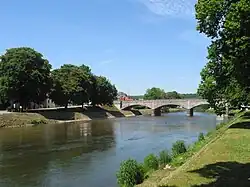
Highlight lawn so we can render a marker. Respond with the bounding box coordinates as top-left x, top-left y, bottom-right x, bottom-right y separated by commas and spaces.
157, 112, 250, 187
